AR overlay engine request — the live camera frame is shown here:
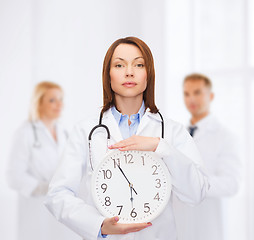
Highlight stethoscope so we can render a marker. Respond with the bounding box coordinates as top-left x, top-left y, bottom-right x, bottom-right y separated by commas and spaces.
31, 122, 68, 148
32, 122, 41, 148
88, 110, 164, 171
